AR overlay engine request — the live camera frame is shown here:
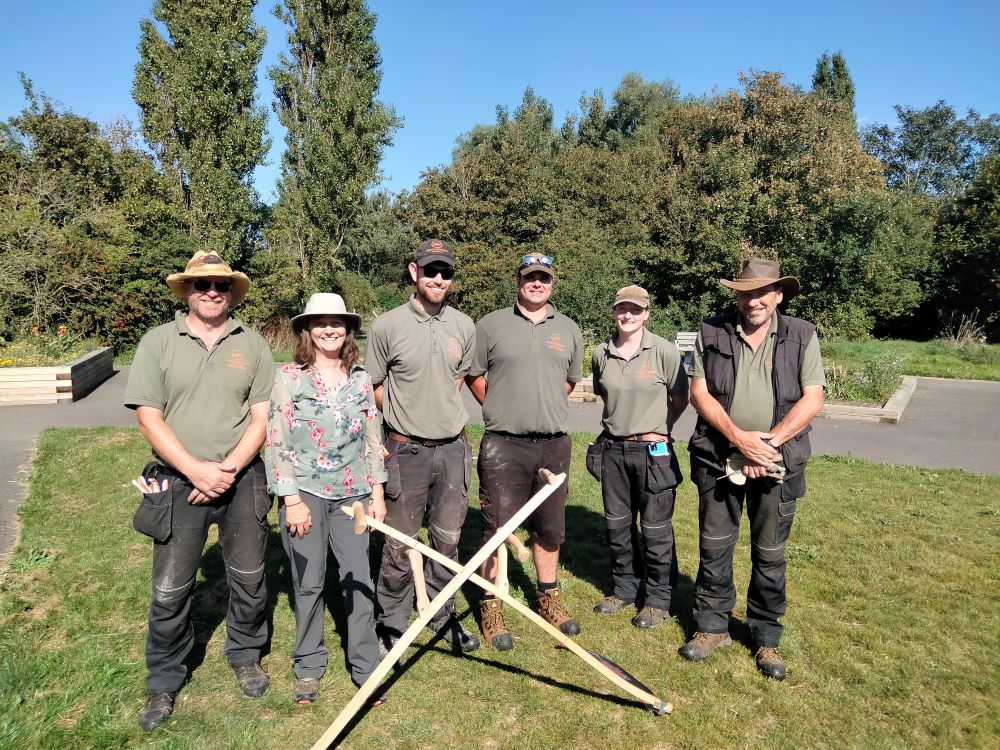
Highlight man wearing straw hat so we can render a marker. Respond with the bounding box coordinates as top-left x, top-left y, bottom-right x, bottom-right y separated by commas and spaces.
365, 239, 481, 654
679, 257, 825, 680
125, 251, 275, 730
